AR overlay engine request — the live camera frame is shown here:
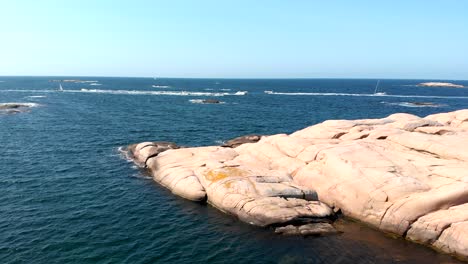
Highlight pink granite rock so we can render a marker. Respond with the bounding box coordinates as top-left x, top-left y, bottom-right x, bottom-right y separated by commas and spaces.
126, 109, 468, 259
